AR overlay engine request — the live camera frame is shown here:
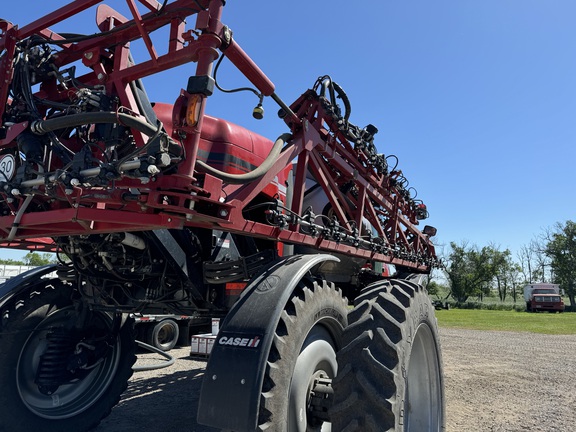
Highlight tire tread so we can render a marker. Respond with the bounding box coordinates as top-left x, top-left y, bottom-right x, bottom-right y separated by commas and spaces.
331, 277, 444, 431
